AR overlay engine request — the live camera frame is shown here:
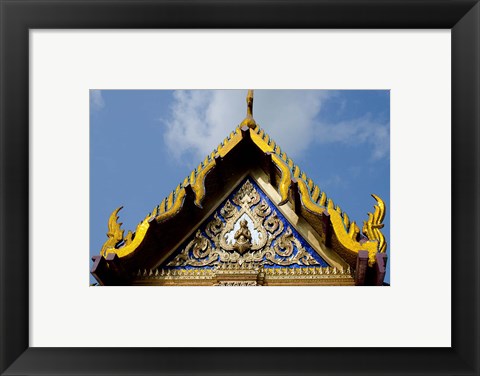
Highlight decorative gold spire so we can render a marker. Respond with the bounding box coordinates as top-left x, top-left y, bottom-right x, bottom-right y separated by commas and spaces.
240, 89, 257, 129
246, 89, 254, 117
